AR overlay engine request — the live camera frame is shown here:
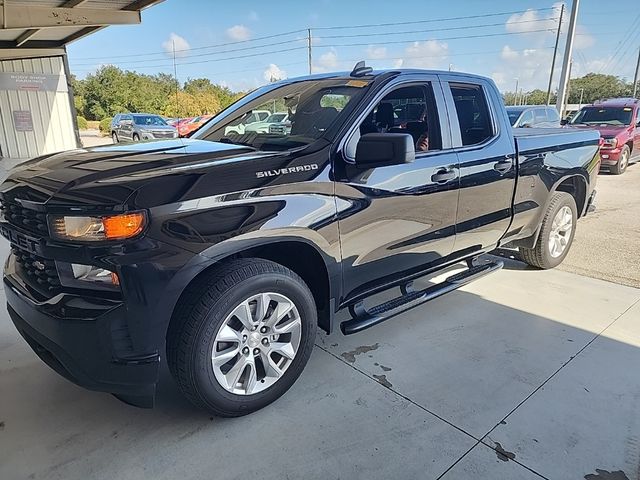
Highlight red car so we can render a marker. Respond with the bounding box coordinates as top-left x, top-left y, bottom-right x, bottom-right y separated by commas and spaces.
565, 98, 640, 174
178, 115, 213, 137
